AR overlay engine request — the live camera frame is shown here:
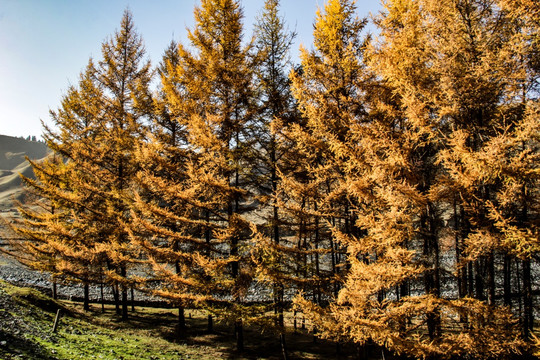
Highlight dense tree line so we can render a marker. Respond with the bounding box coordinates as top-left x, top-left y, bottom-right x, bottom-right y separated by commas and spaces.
9, 0, 539, 358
